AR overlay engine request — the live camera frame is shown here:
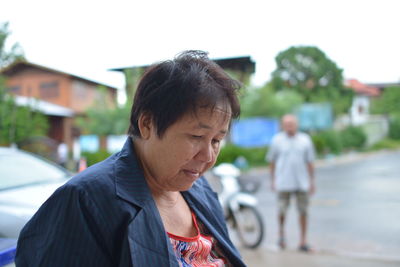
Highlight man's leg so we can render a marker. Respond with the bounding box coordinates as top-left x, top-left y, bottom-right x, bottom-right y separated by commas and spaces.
296, 191, 310, 250
278, 192, 290, 249
299, 213, 307, 246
